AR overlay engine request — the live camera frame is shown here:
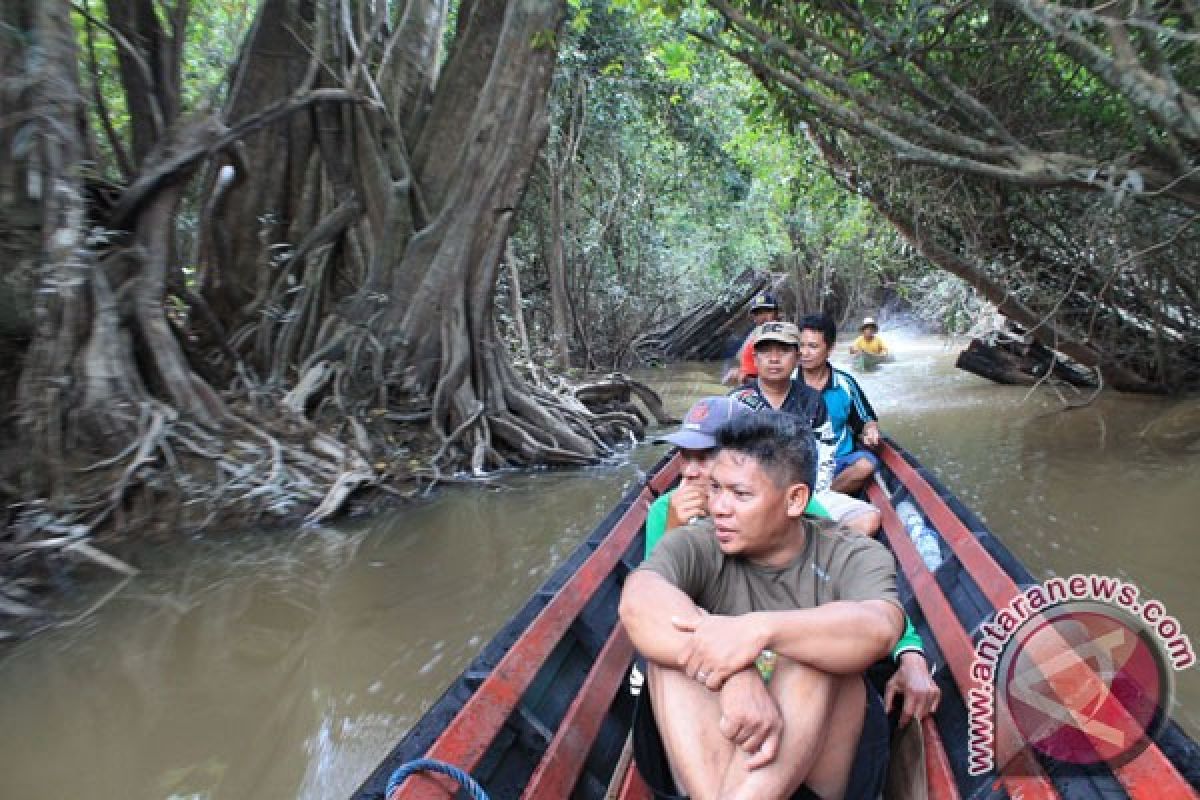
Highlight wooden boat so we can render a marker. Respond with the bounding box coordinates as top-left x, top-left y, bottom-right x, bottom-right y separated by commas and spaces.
351, 442, 1200, 800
